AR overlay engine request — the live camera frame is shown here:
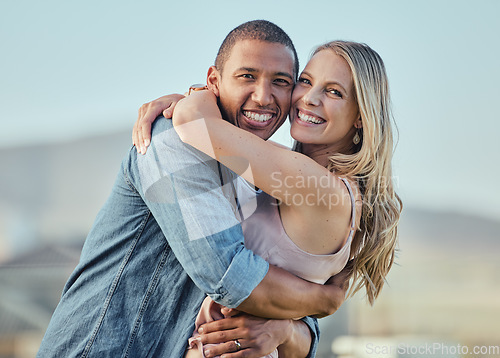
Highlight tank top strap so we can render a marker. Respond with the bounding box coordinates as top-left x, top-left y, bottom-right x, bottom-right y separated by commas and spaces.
338, 177, 357, 238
